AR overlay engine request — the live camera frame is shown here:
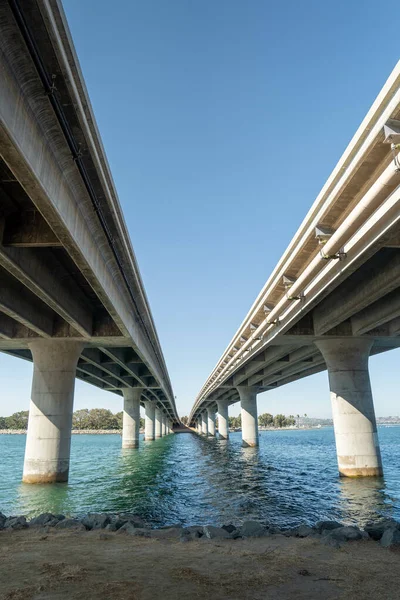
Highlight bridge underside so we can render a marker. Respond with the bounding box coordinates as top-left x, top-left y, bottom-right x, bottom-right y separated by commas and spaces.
197, 244, 400, 411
